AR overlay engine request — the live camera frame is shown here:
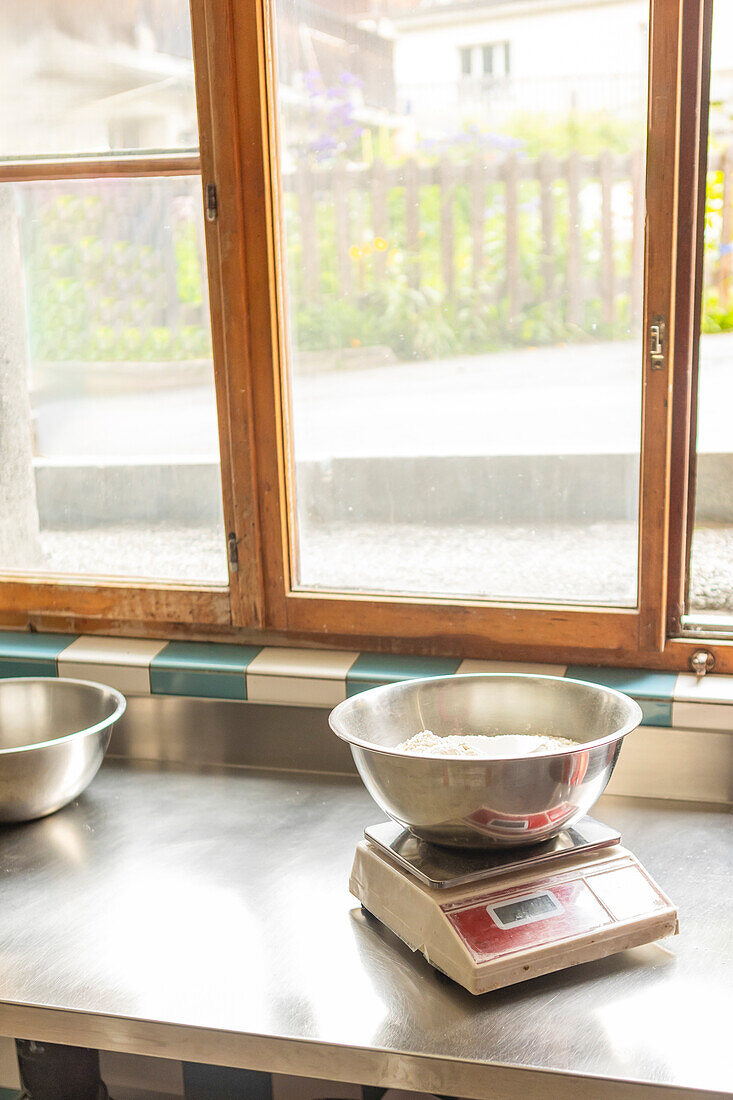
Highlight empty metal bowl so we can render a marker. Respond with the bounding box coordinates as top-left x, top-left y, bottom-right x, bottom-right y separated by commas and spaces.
0, 678, 126, 822
330, 674, 642, 848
